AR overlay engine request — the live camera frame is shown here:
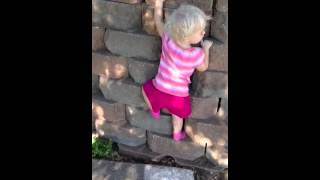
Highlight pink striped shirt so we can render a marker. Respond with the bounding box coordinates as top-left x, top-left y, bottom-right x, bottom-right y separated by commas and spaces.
153, 32, 205, 97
